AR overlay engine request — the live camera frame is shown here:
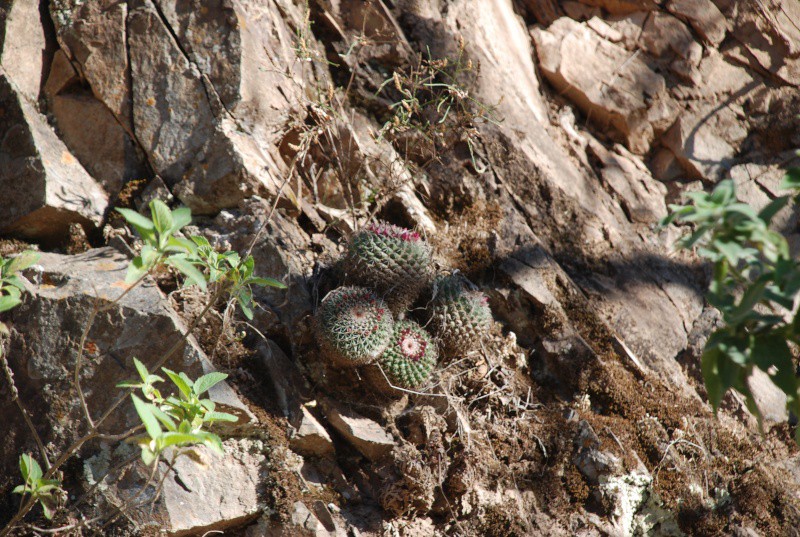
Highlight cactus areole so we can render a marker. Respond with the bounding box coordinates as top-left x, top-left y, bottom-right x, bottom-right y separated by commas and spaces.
315, 286, 394, 366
